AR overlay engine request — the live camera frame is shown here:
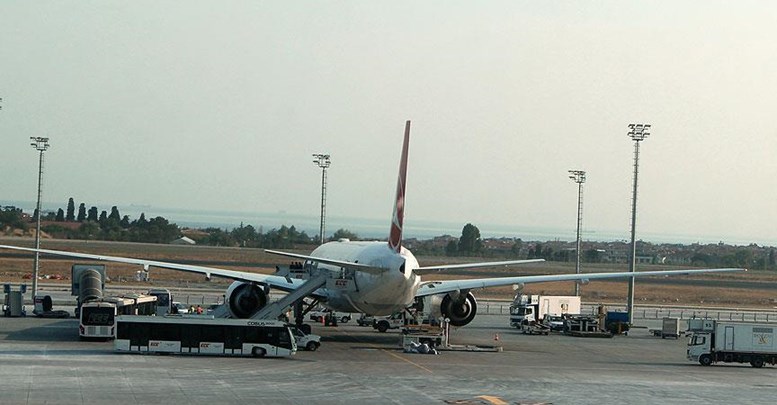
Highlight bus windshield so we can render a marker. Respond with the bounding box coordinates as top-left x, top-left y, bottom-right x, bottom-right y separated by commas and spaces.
82, 306, 114, 326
